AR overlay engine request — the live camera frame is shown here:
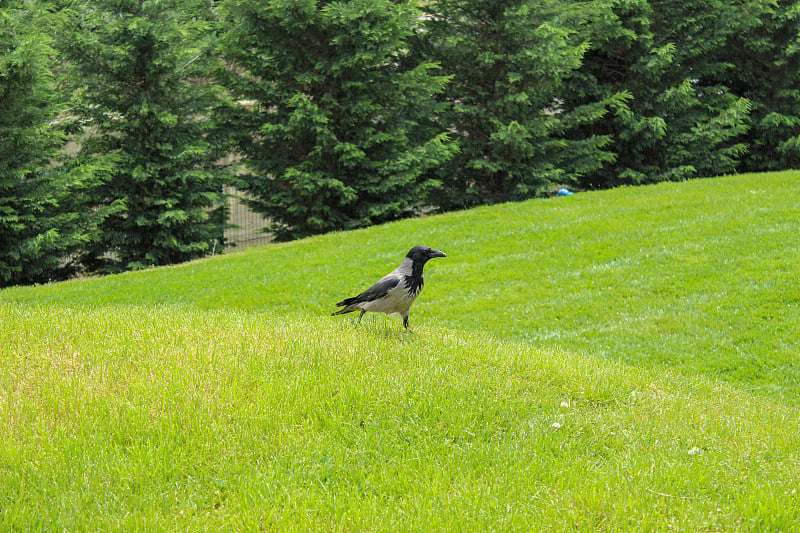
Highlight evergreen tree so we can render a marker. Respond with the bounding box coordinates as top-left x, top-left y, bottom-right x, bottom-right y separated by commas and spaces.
219, 0, 457, 241
413, 0, 618, 210
725, 0, 800, 172
0, 1, 115, 287
63, 0, 232, 273
564, 0, 765, 188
